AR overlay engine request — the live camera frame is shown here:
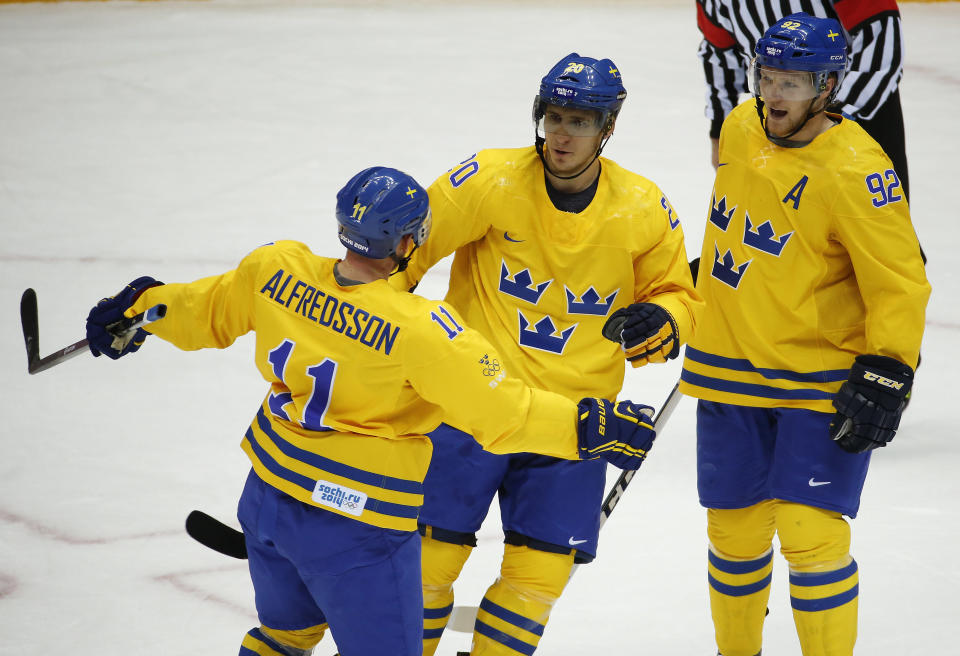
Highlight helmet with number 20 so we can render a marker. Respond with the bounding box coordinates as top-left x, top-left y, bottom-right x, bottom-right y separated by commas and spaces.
533, 53, 627, 137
